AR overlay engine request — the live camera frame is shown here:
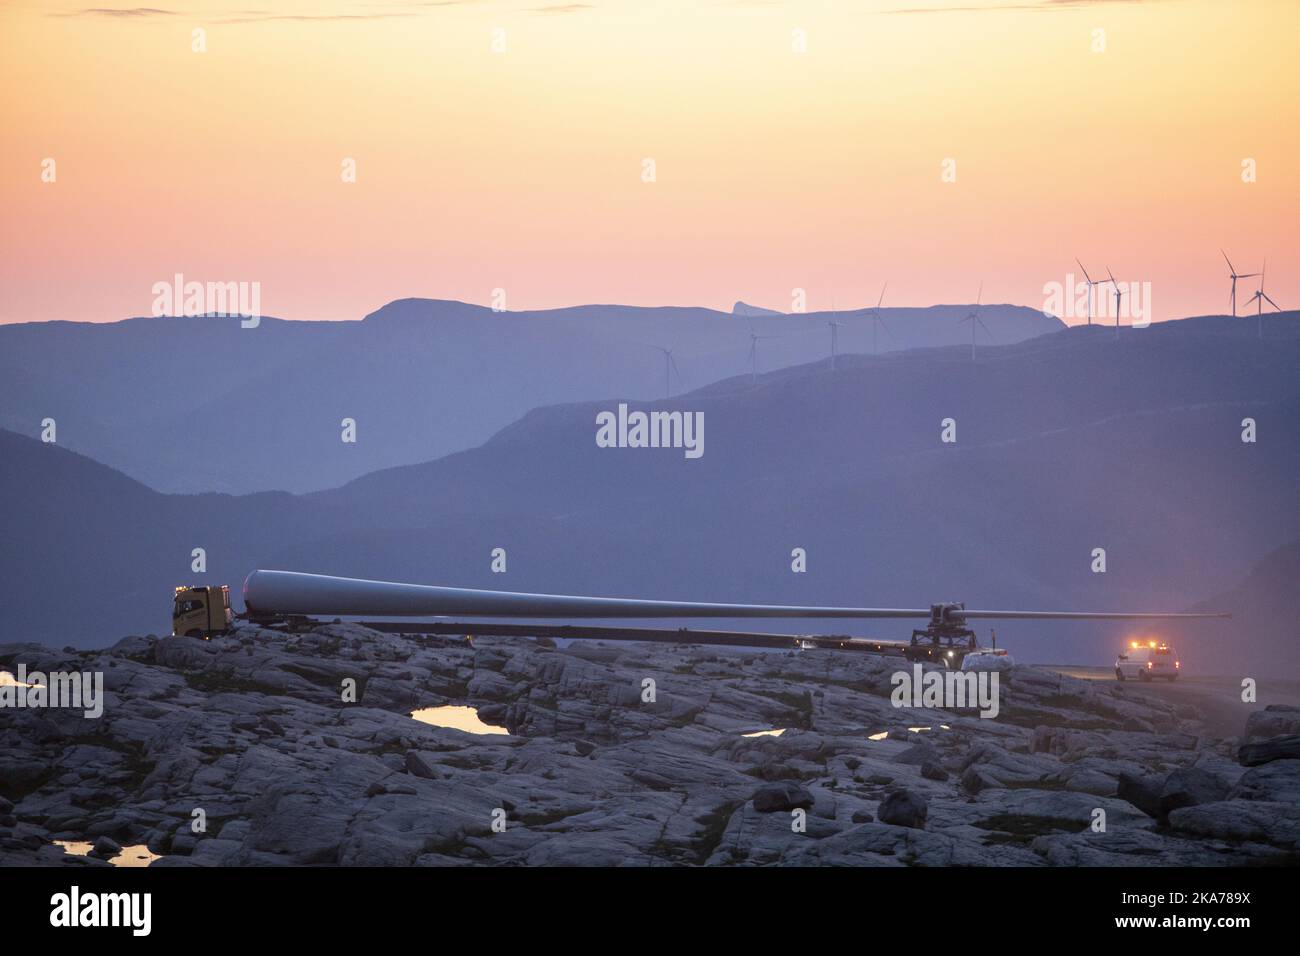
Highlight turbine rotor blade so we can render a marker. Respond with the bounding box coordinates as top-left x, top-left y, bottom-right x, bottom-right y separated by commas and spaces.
243, 571, 1231, 621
